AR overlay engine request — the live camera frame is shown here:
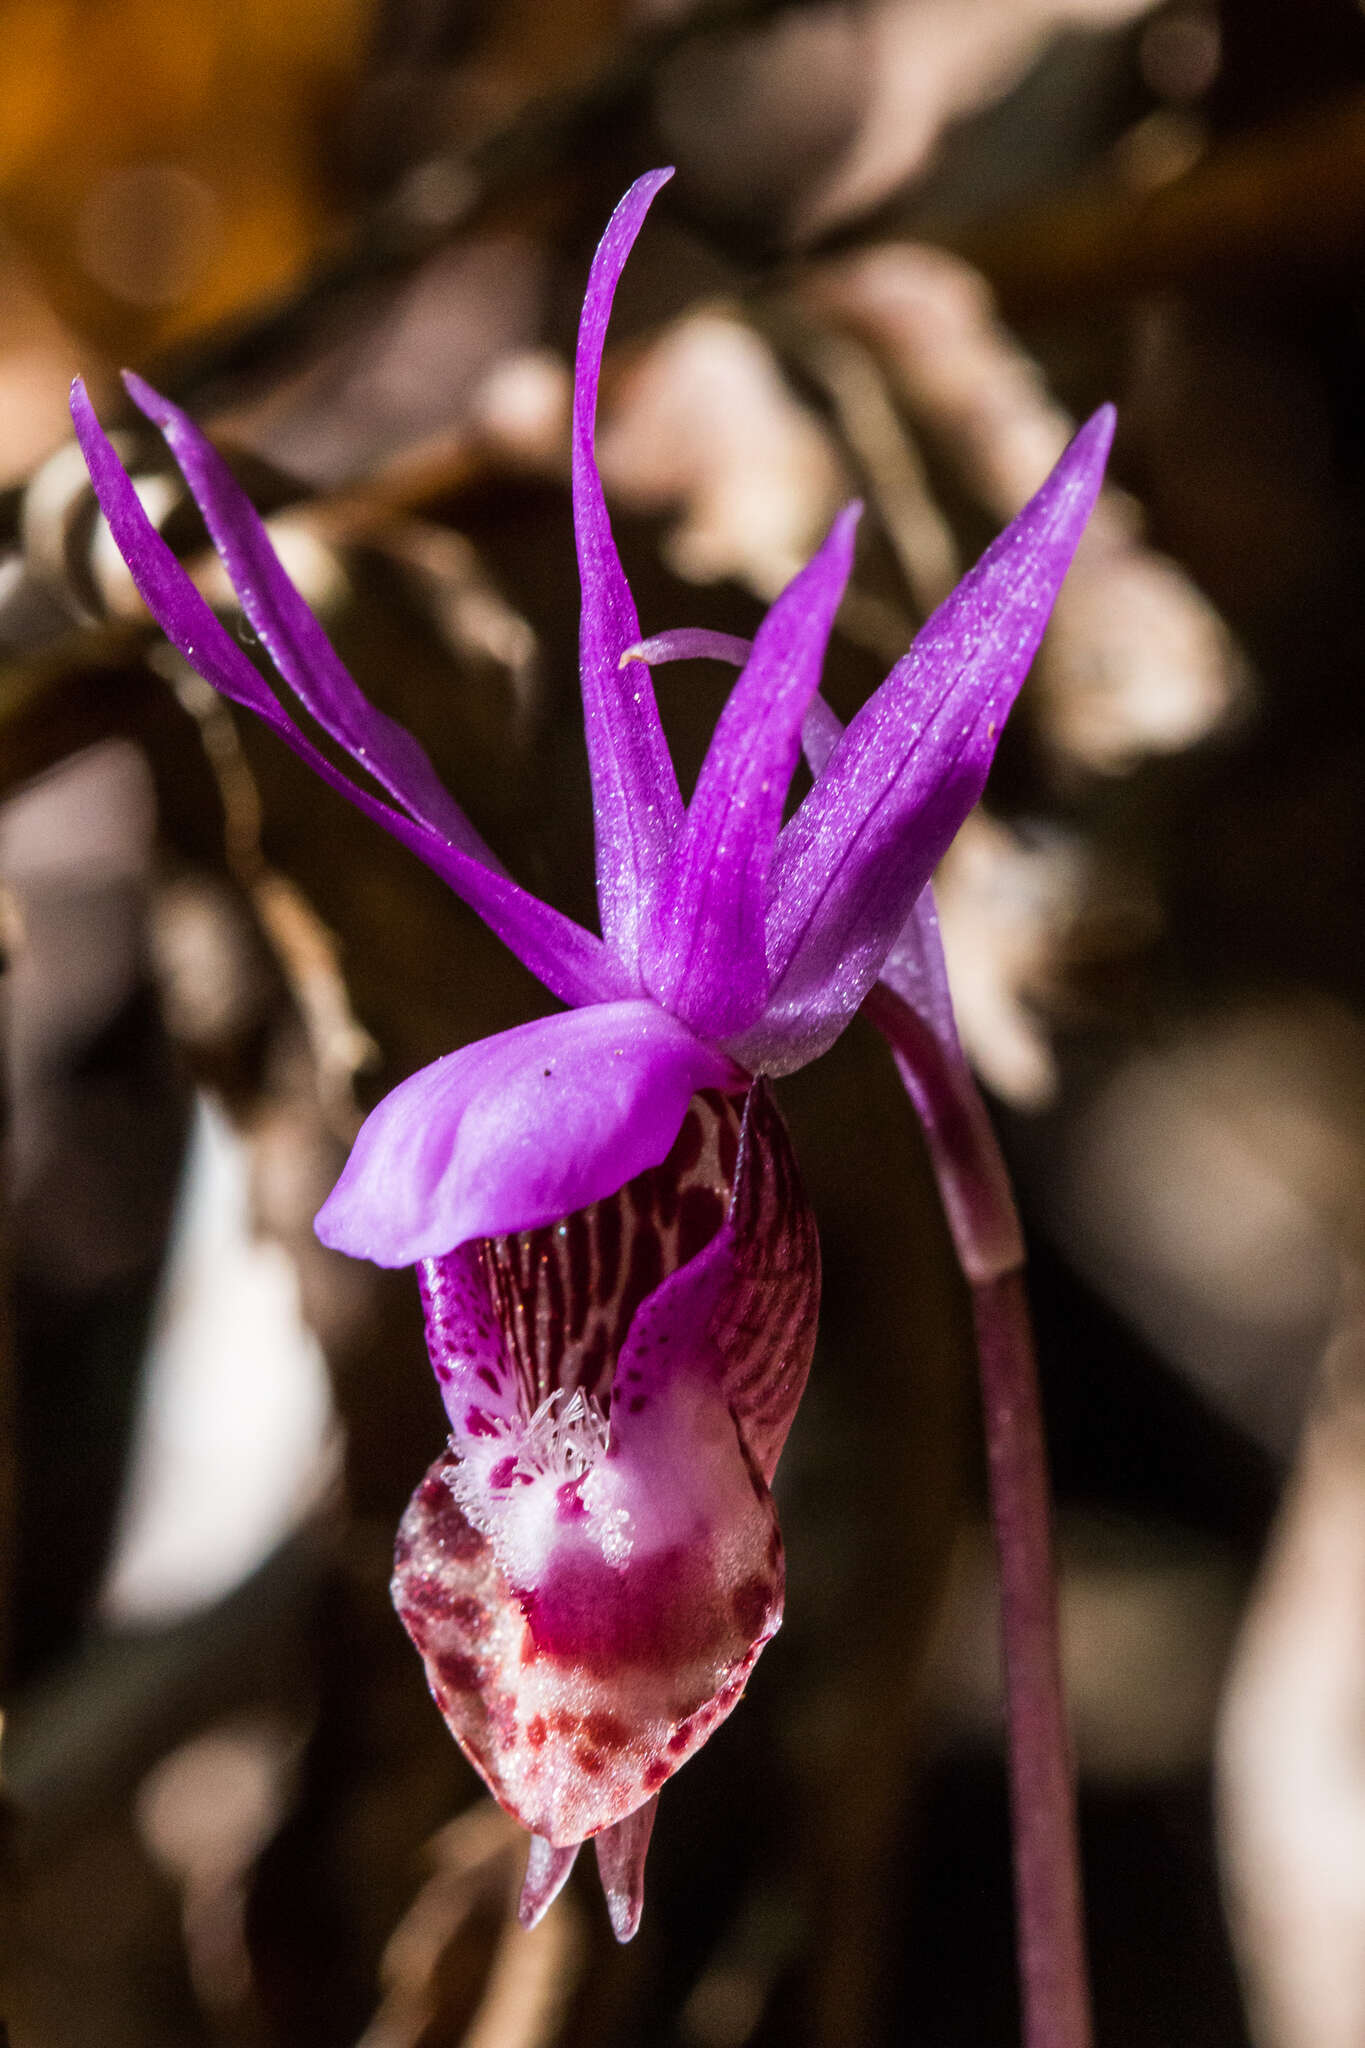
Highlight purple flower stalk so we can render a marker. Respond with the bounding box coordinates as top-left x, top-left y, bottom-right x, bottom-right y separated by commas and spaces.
72, 167, 1110, 2007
